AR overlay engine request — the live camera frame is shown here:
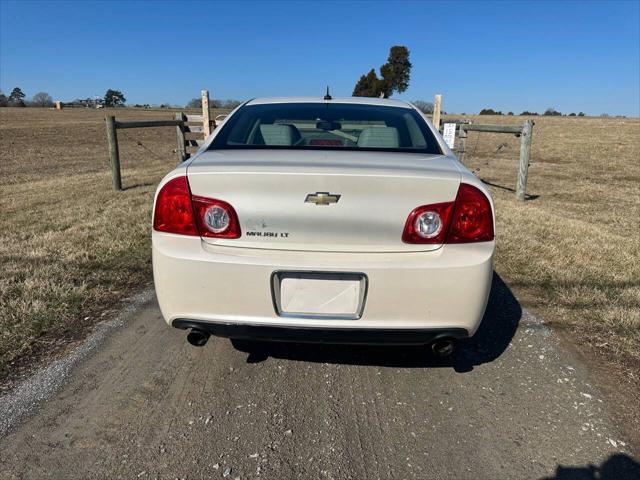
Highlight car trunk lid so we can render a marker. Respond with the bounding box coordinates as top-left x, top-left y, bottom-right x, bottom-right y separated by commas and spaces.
187, 150, 461, 252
